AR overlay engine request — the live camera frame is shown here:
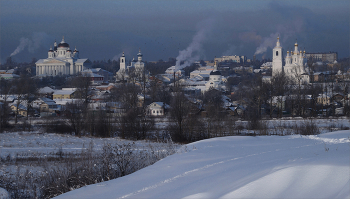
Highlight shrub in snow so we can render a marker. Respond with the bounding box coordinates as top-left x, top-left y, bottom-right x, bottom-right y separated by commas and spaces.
0, 187, 10, 199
